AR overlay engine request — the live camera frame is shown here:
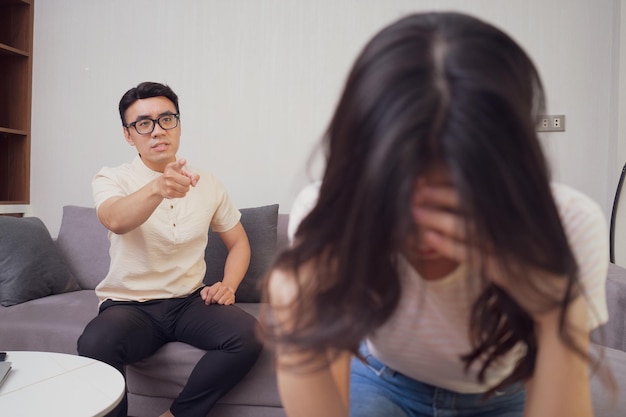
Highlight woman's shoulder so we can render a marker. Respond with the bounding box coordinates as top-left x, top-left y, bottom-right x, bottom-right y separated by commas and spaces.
551, 183, 609, 323
288, 181, 322, 243
550, 182, 605, 223
550, 182, 607, 257
268, 268, 300, 307
267, 259, 328, 308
